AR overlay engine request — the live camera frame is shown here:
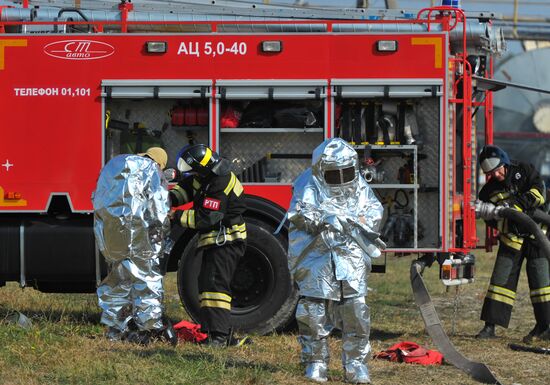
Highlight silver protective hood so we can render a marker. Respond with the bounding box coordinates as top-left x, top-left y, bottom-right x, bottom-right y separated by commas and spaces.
288, 138, 384, 300
92, 155, 170, 331
93, 155, 170, 262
